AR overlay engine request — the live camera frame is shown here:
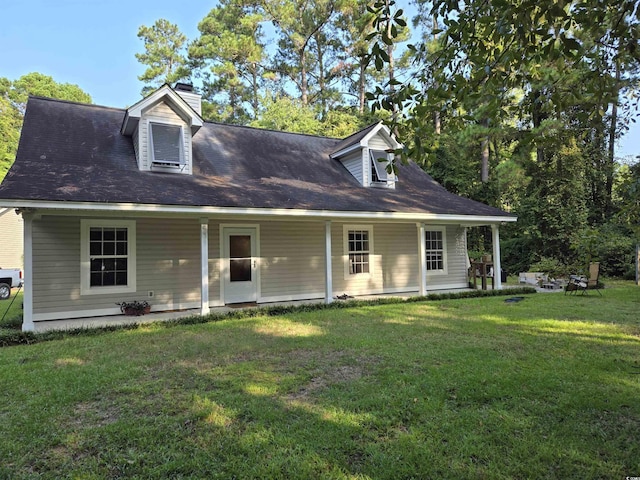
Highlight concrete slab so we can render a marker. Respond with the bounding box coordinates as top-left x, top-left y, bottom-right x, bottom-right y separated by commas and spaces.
31, 289, 478, 333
